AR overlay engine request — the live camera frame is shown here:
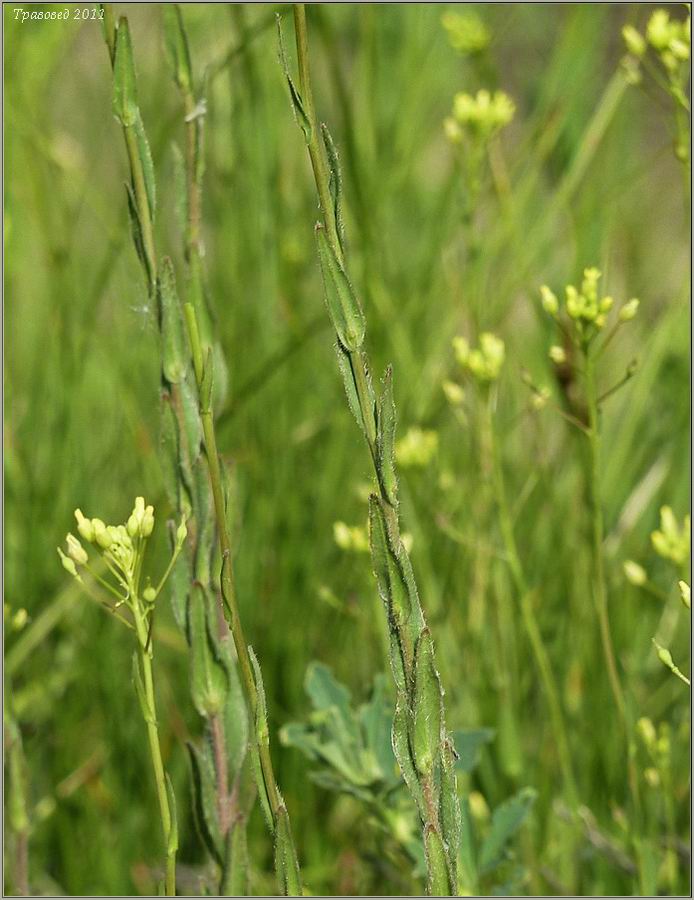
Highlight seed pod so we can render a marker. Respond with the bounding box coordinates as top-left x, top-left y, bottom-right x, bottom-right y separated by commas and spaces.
163, 4, 192, 92
112, 17, 139, 127
124, 183, 150, 284
316, 224, 365, 352
274, 802, 302, 897
376, 366, 398, 507
159, 258, 187, 384
413, 629, 443, 777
